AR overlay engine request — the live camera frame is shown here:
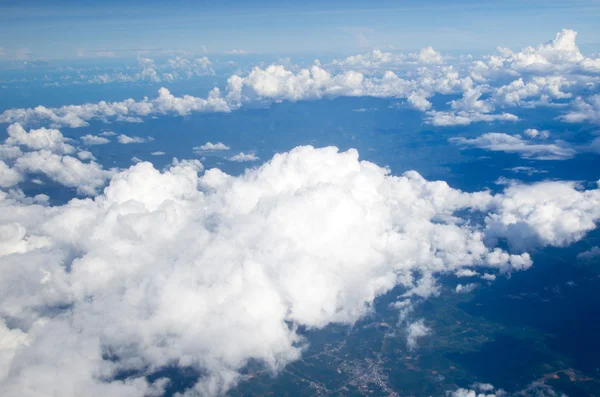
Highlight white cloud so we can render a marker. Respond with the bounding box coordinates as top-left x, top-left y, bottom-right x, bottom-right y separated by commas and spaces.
167, 56, 215, 78
524, 128, 550, 139
150, 151, 165, 156
471, 29, 600, 78
81, 134, 110, 145
14, 151, 115, 195
77, 150, 95, 161
417, 47, 444, 64
0, 124, 114, 195
194, 142, 231, 152
455, 269, 479, 277
491, 76, 571, 107
0, 160, 22, 188
455, 283, 477, 293
0, 87, 230, 128
5, 123, 74, 154
481, 273, 496, 281
451, 133, 576, 160
117, 134, 150, 144
228, 152, 259, 162
485, 180, 600, 252
449, 381, 566, 397
406, 319, 430, 350
407, 91, 433, 111
560, 94, 600, 124
1, 146, 597, 395
427, 110, 518, 126
330, 46, 444, 71
2, 30, 599, 131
